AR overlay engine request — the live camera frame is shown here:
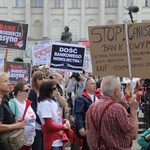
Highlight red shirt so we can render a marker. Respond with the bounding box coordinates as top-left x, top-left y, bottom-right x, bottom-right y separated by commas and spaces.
86, 96, 134, 150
